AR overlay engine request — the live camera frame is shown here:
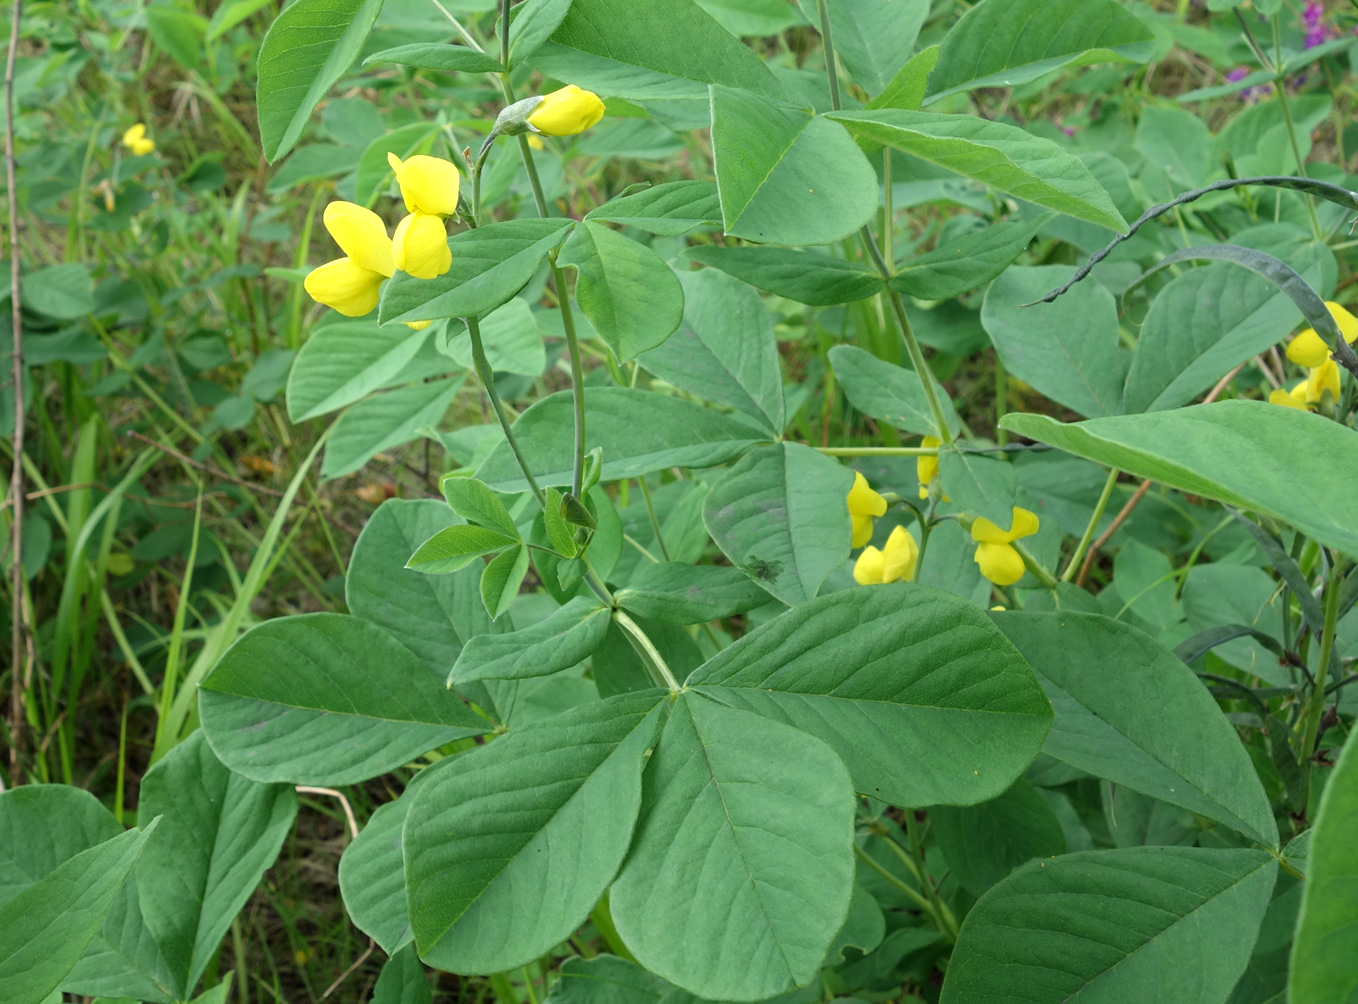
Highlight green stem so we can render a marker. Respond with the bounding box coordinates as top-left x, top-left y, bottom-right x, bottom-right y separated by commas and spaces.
852, 845, 953, 940
1301, 556, 1347, 766
499, 0, 510, 69
467, 315, 545, 508
553, 260, 588, 498
489, 973, 519, 1004
812, 0, 842, 112
615, 608, 680, 691
994, 352, 1008, 447
1269, 19, 1322, 241
637, 477, 671, 561
1013, 540, 1059, 589
904, 813, 960, 940
589, 895, 635, 962
1061, 468, 1120, 583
